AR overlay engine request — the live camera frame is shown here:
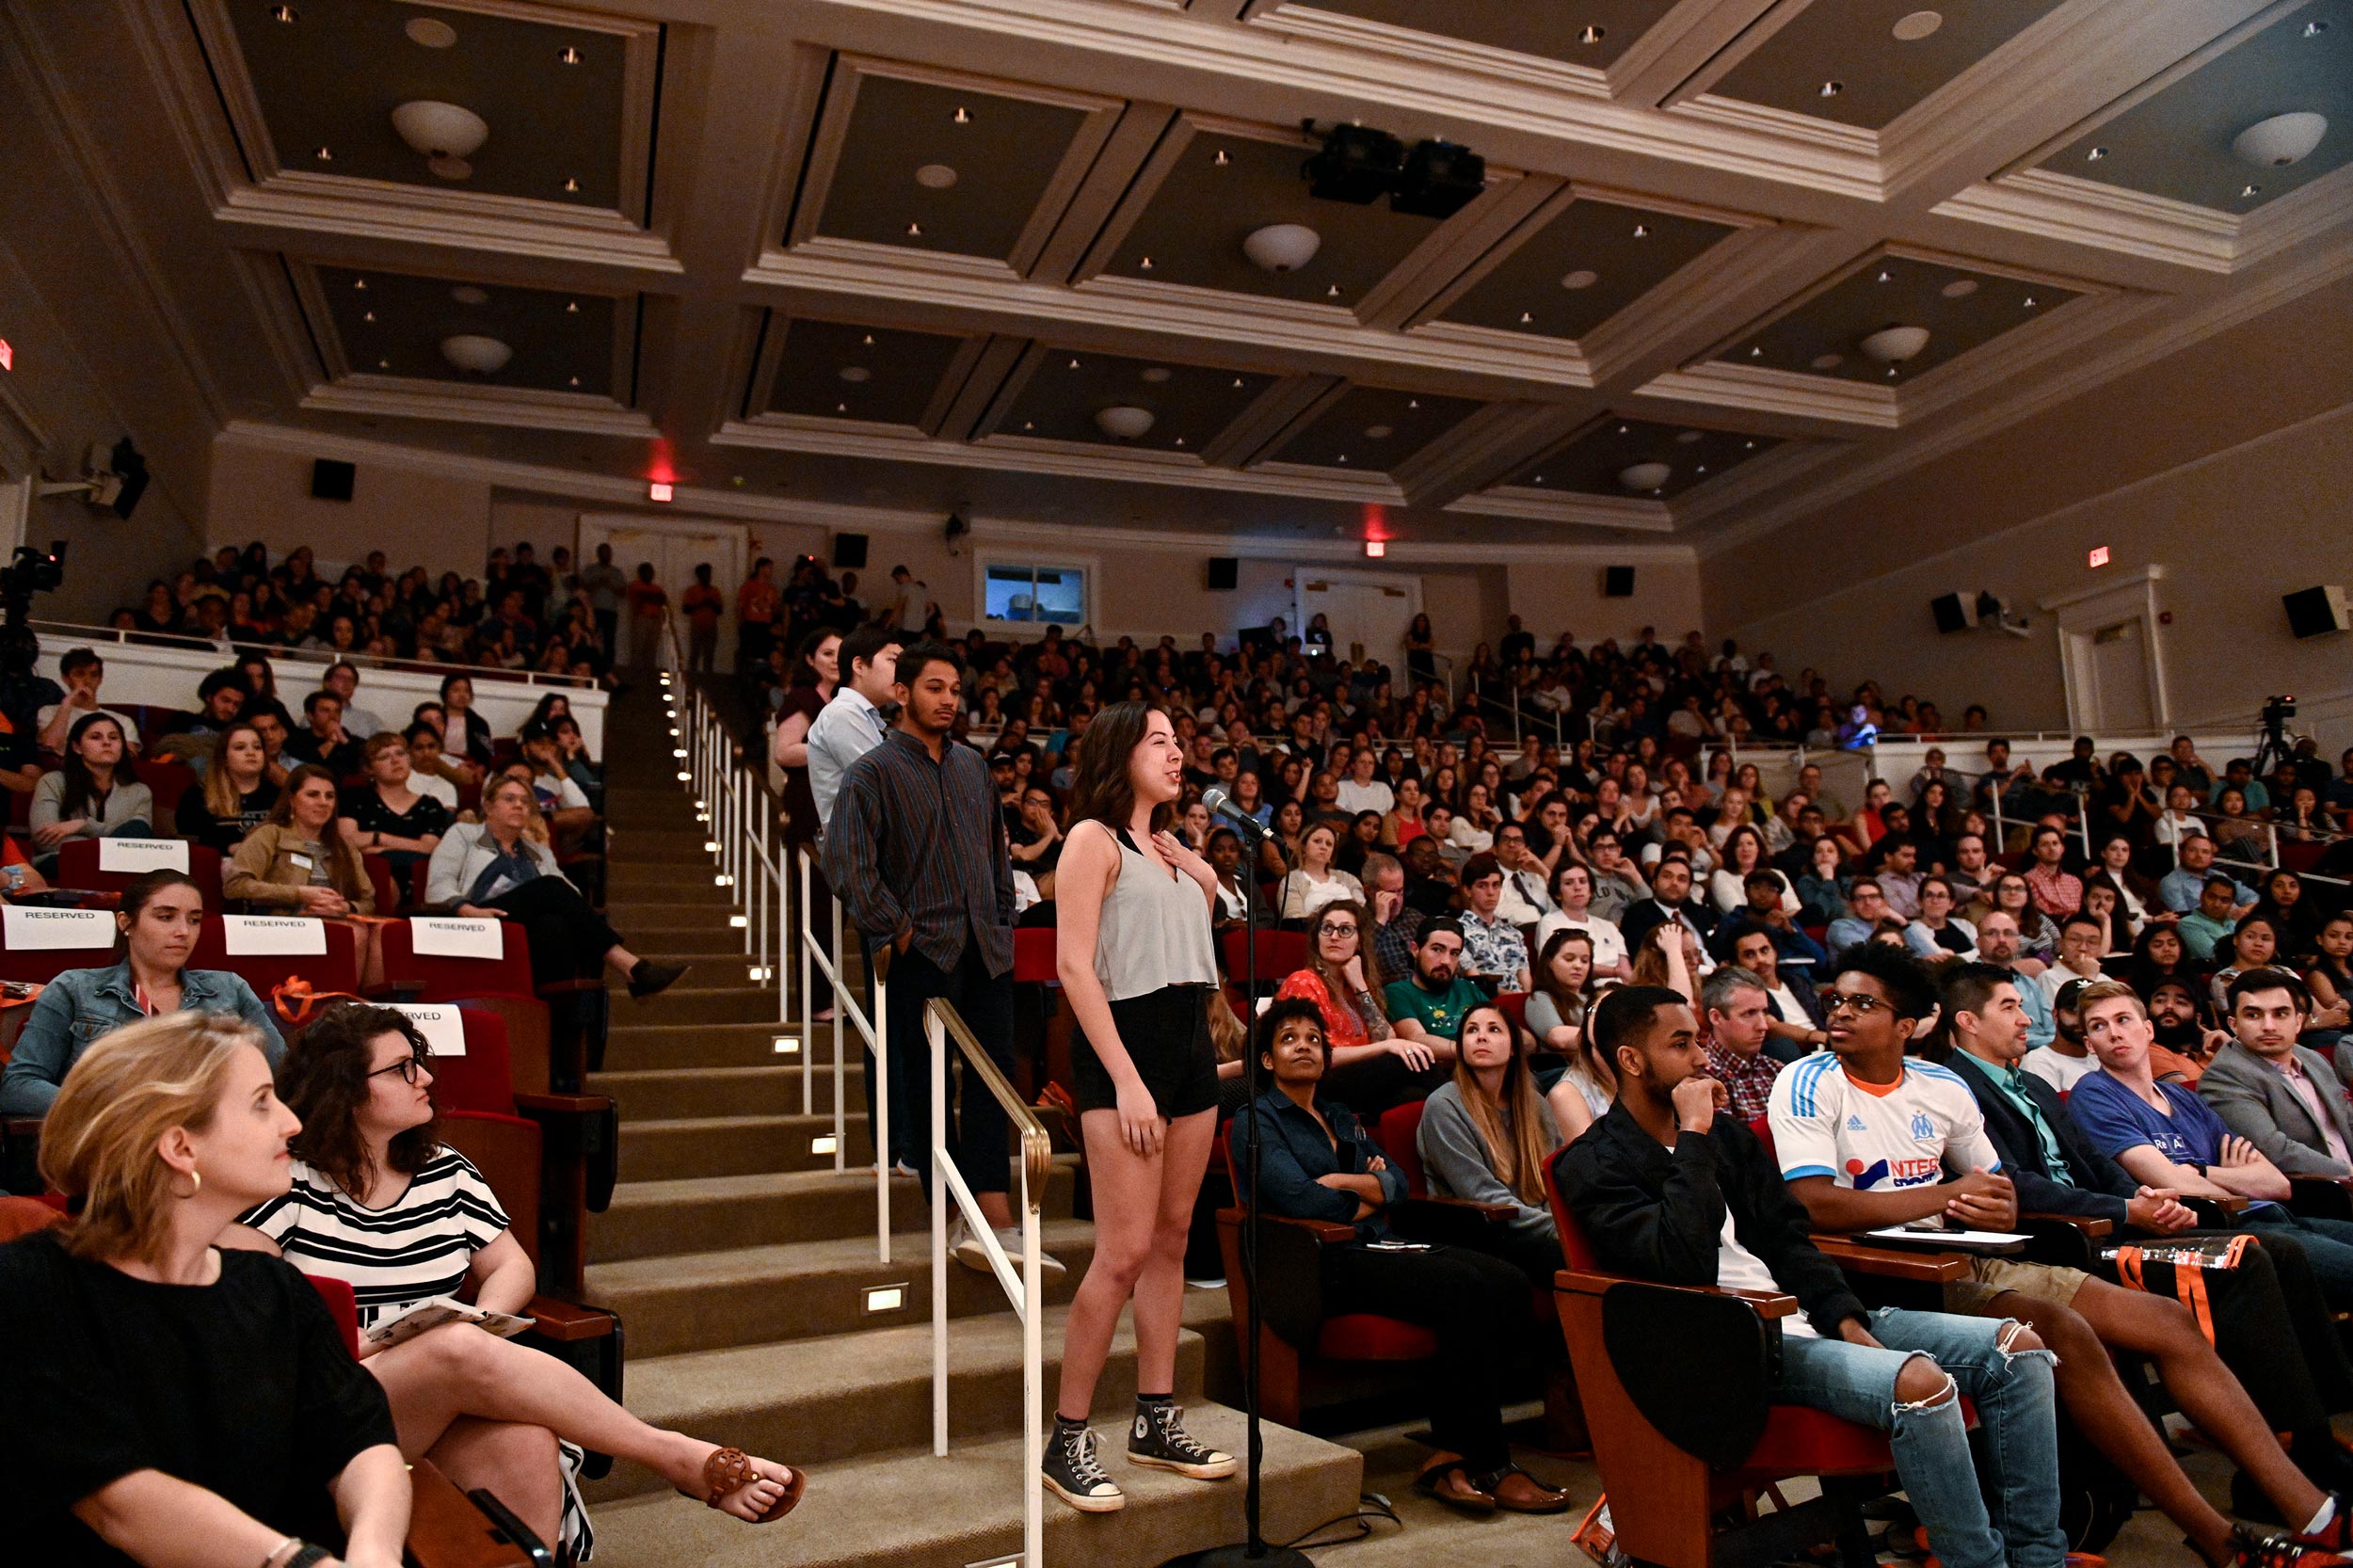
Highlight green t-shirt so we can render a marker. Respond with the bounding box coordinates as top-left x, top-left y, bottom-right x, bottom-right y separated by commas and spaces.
1383, 975, 1488, 1041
